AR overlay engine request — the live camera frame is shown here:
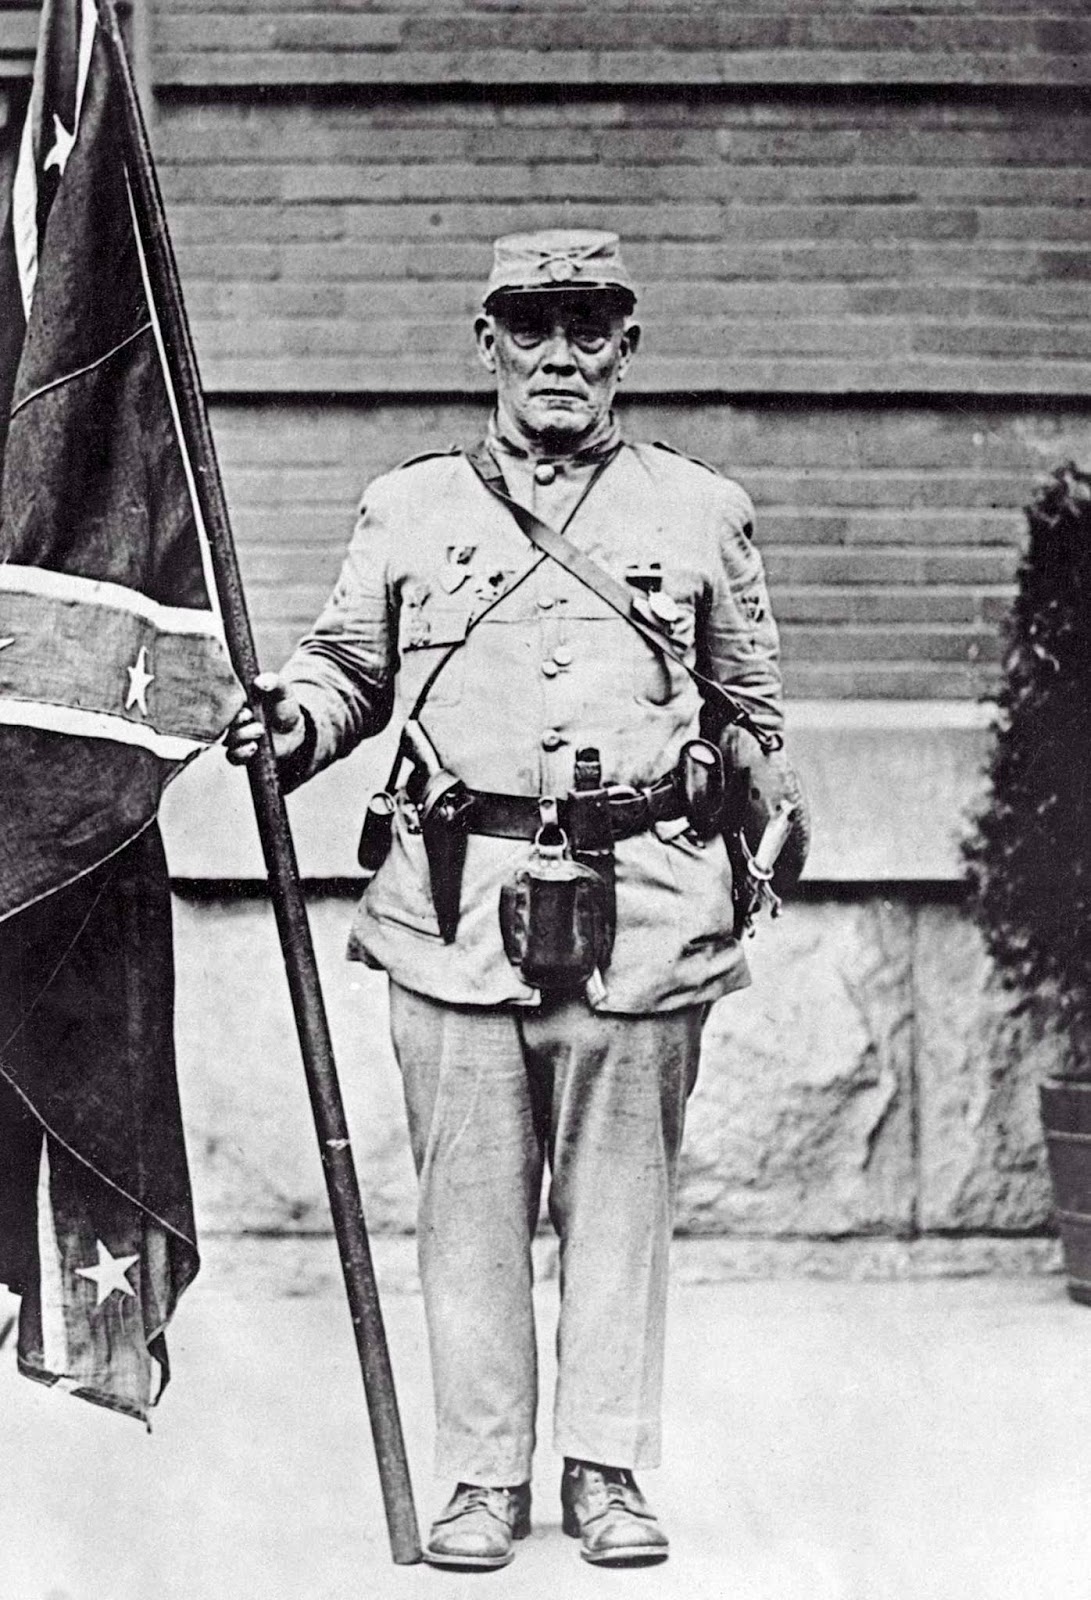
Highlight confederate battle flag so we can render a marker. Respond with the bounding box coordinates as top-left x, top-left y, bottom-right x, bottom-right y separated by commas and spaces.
0, 0, 242, 1420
